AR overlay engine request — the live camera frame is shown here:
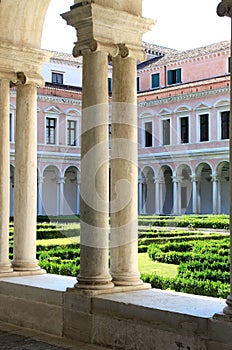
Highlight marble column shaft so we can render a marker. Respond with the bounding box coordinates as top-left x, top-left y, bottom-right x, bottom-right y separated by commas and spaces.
0, 79, 12, 272
12, 83, 40, 271
110, 53, 141, 286
77, 50, 113, 289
